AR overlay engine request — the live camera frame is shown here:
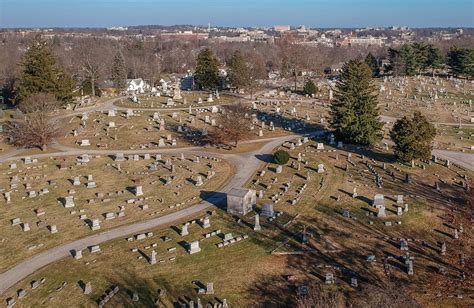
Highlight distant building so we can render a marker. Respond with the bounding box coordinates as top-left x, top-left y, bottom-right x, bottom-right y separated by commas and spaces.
160, 31, 209, 41
325, 62, 345, 75
126, 79, 148, 93
340, 36, 385, 47
274, 25, 291, 32
227, 188, 256, 216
